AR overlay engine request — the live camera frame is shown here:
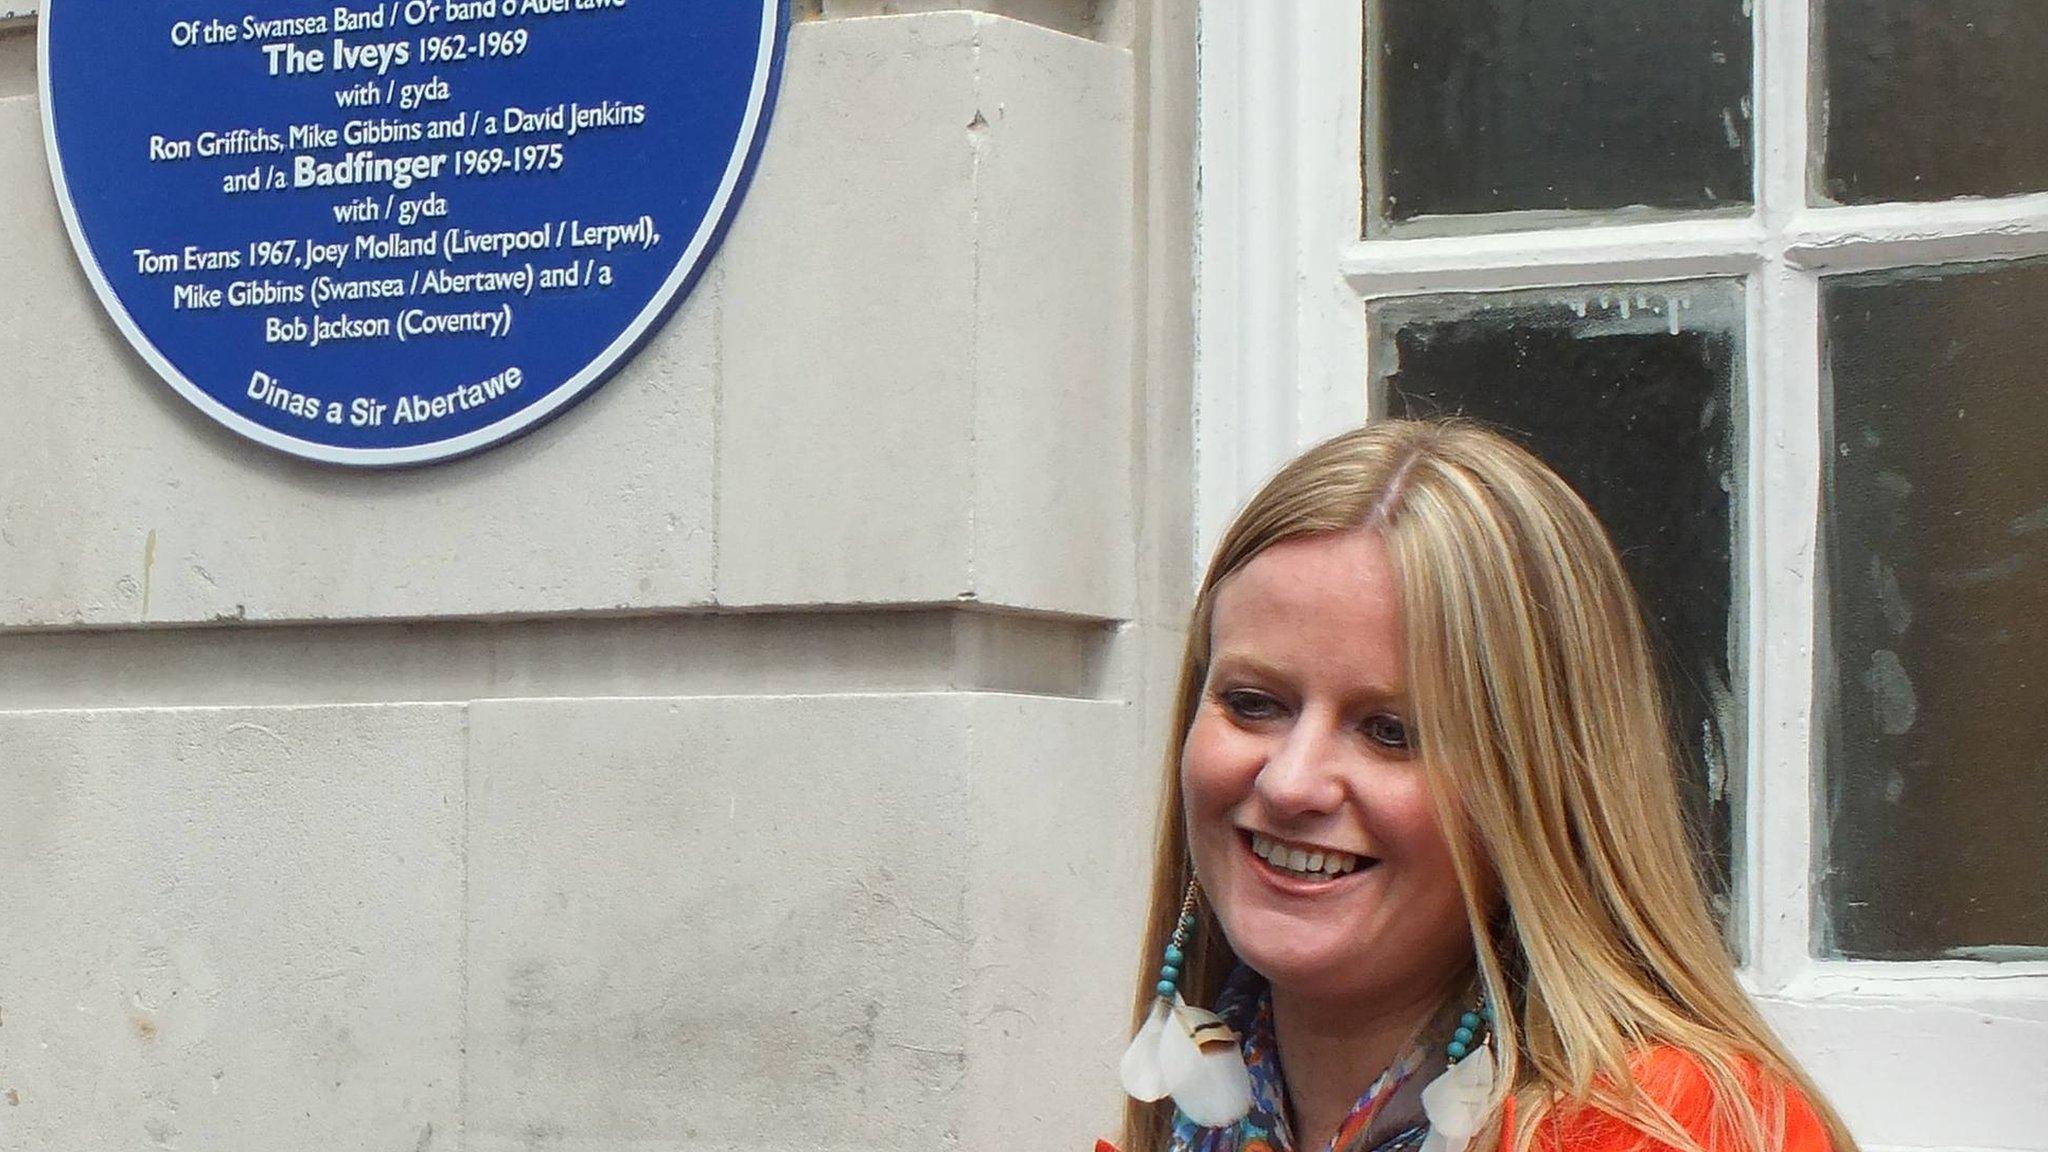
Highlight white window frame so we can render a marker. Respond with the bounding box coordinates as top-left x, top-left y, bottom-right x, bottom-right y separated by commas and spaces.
1195, 4, 2048, 1150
